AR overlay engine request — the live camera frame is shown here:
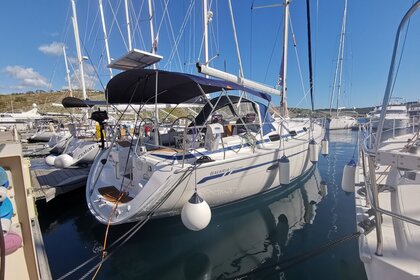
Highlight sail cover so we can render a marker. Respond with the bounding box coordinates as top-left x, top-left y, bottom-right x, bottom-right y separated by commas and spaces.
62, 97, 108, 108
105, 69, 271, 104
